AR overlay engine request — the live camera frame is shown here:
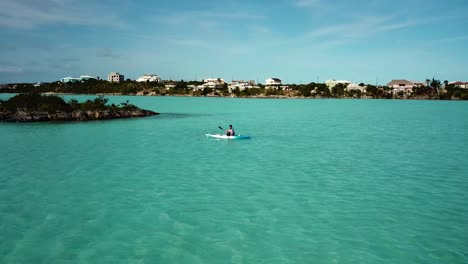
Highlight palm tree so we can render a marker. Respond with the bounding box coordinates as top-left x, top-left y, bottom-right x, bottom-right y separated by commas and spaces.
430, 78, 441, 100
